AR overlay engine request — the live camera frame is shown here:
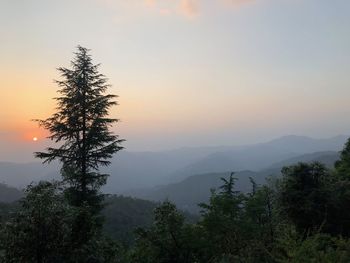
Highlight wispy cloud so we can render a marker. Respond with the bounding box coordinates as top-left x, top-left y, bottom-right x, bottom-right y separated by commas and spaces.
142, 0, 199, 18
144, 0, 156, 7
221, 0, 255, 8
98, 0, 255, 19
142, 0, 254, 18
179, 0, 200, 18
159, 8, 172, 16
